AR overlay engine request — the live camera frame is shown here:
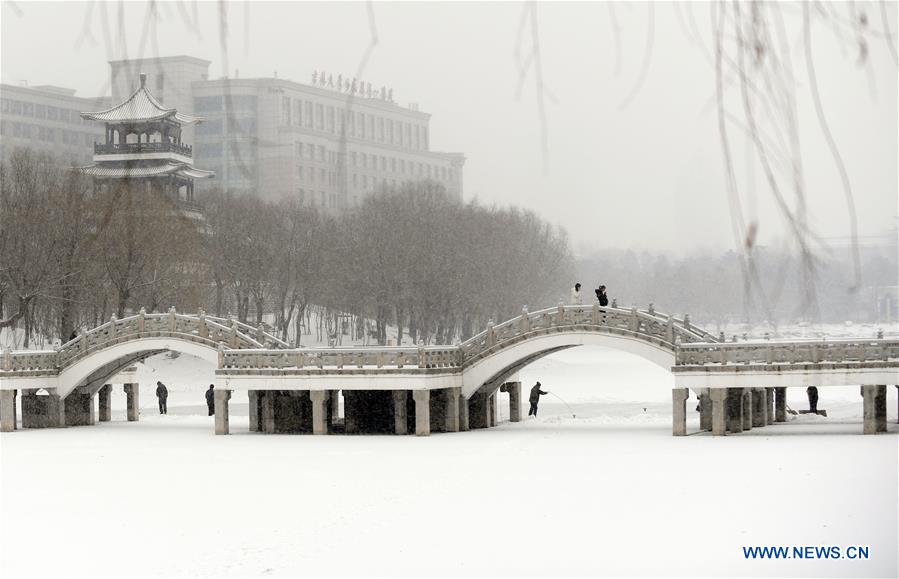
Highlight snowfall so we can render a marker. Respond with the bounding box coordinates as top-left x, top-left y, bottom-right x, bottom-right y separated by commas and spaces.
1, 323, 897, 578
